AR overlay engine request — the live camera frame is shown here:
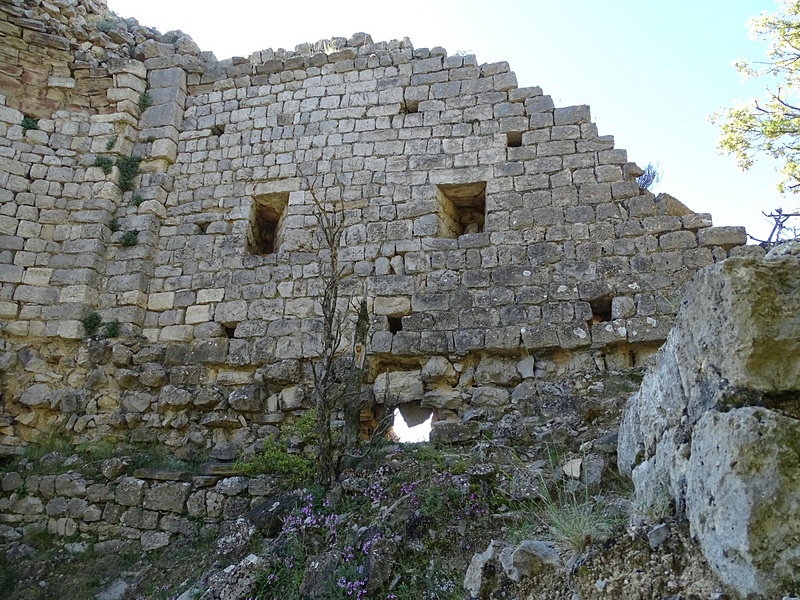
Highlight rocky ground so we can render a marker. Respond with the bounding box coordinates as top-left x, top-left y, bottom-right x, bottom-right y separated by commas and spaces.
0, 368, 730, 600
